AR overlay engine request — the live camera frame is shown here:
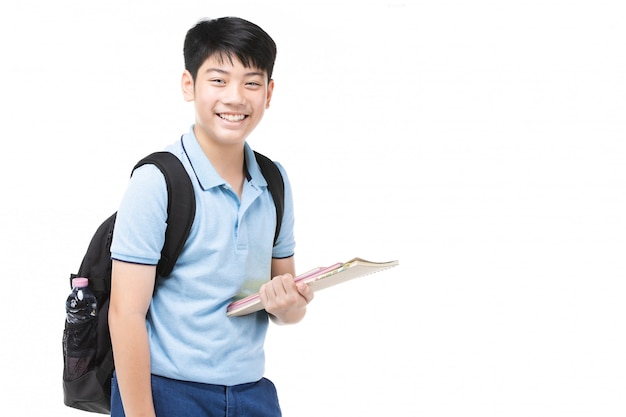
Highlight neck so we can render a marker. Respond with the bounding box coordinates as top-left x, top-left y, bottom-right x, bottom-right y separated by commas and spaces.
193, 126, 246, 197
